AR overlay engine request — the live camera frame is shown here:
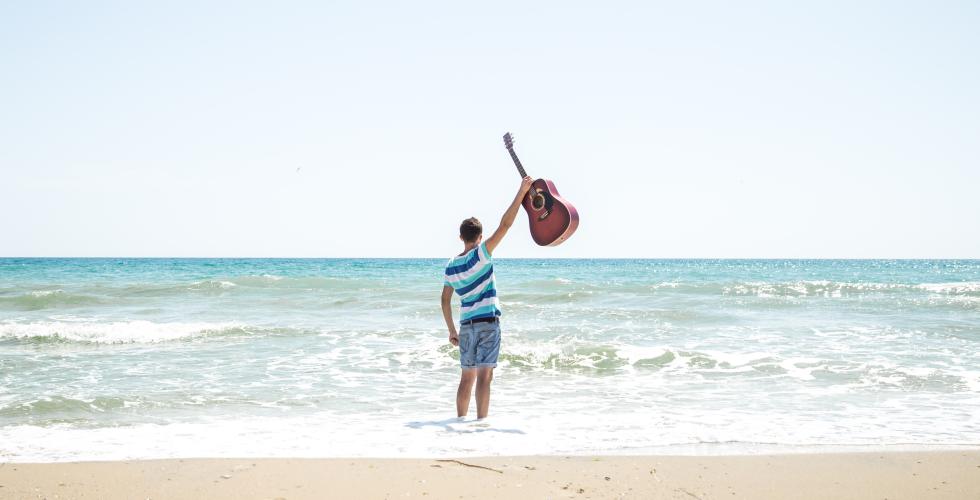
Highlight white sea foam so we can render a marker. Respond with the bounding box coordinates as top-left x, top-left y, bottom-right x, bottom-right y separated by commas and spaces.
918, 282, 980, 294
0, 320, 244, 343
2, 402, 979, 463
778, 357, 824, 380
